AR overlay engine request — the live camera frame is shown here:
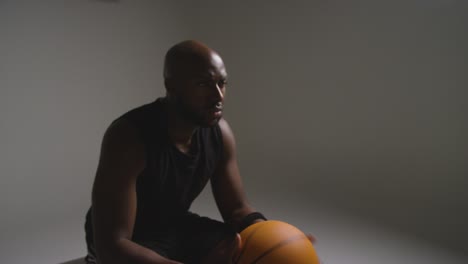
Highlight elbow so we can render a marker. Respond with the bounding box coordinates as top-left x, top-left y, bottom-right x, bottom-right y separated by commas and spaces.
94, 237, 129, 264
